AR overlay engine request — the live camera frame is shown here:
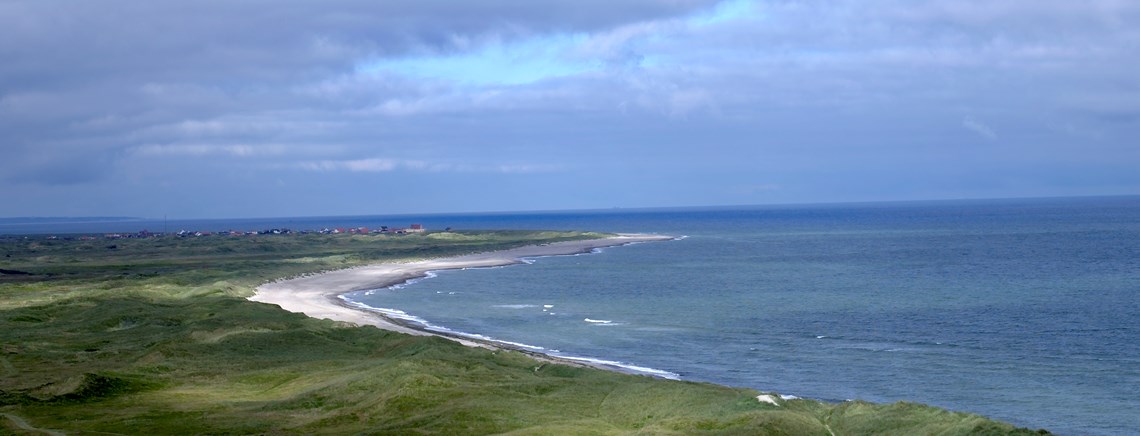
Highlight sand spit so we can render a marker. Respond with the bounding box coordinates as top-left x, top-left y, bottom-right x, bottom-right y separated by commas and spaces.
251, 234, 675, 352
